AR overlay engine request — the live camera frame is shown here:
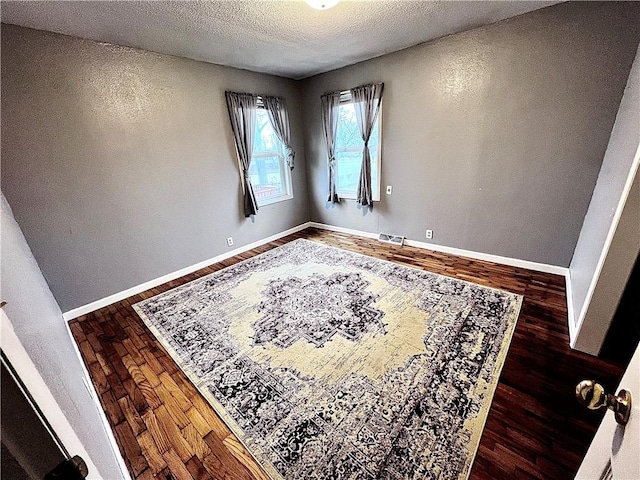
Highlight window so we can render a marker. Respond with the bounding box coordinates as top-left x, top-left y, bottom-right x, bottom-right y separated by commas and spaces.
335, 93, 381, 200
250, 106, 292, 206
